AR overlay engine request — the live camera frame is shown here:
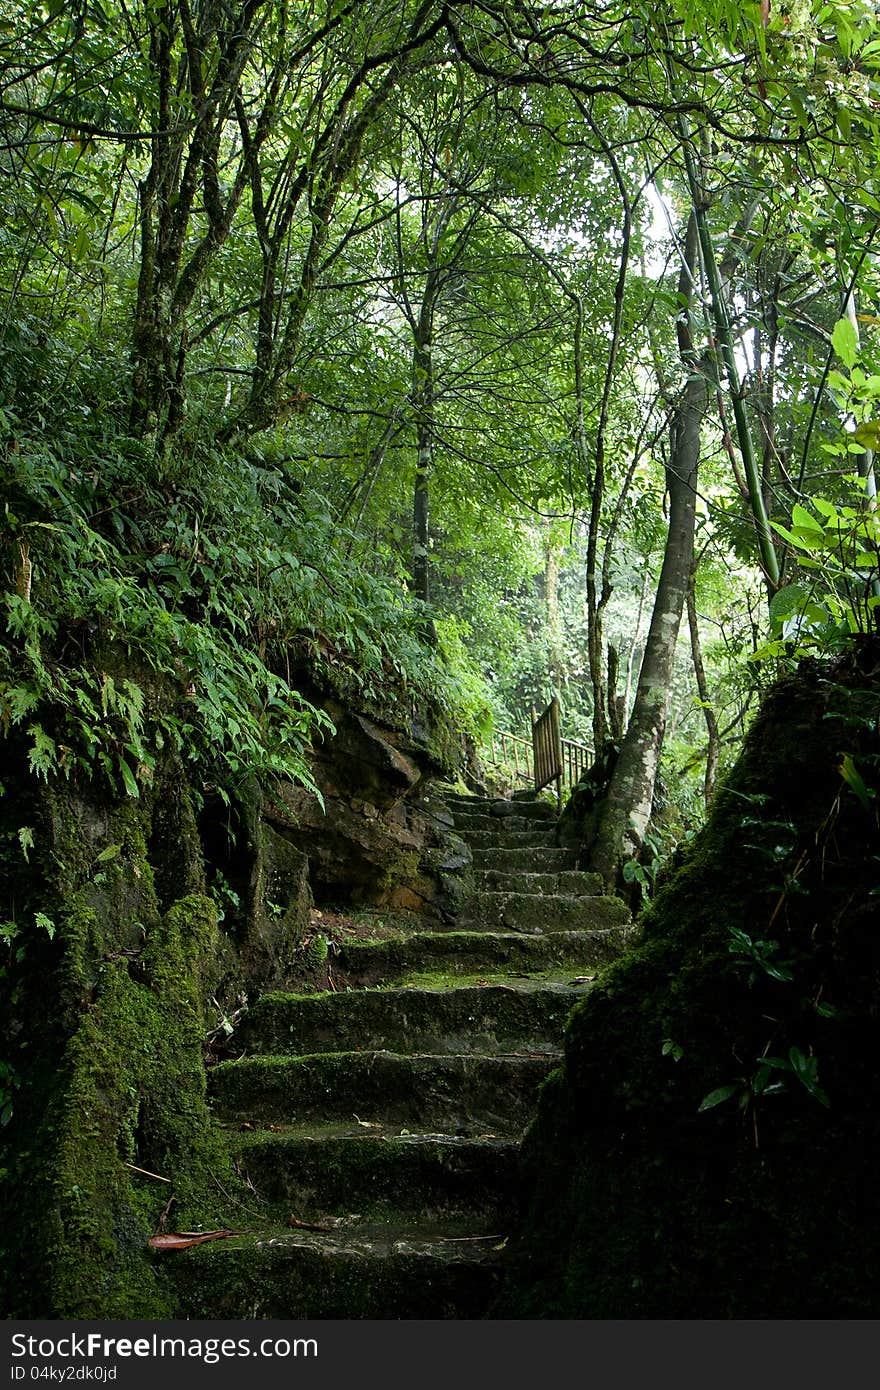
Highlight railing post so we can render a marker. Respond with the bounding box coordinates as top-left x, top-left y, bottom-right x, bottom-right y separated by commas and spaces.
551, 696, 563, 811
